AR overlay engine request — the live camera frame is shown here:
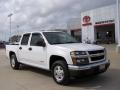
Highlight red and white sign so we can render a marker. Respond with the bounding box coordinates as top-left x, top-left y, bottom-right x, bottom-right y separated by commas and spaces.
82, 16, 92, 26
95, 20, 114, 26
